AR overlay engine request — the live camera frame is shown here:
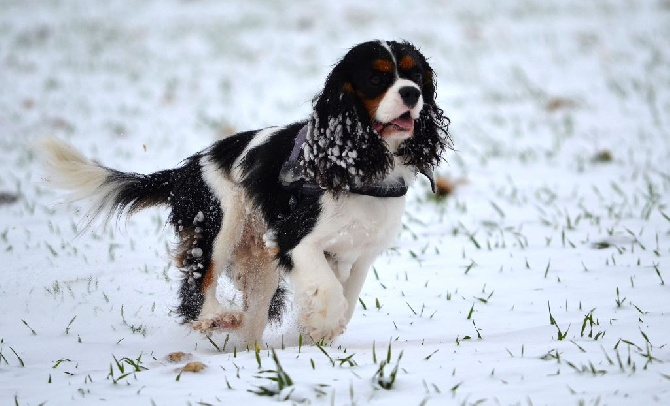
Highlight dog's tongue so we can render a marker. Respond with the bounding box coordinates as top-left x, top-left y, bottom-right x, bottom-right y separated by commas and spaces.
392, 113, 414, 130
374, 113, 414, 134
